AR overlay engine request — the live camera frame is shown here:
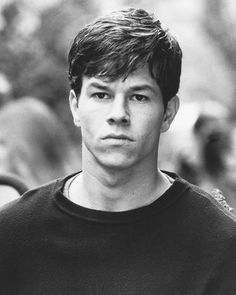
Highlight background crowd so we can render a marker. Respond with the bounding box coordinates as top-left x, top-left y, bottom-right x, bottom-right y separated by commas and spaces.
0, 0, 236, 212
